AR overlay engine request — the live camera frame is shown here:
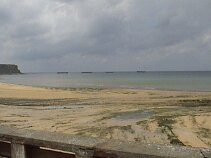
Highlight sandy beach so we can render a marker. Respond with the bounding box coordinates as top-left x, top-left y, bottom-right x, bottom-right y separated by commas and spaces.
0, 82, 211, 148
